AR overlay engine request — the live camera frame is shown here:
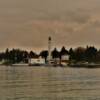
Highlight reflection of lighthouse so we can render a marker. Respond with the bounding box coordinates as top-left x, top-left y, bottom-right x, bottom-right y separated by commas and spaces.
48, 36, 52, 64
